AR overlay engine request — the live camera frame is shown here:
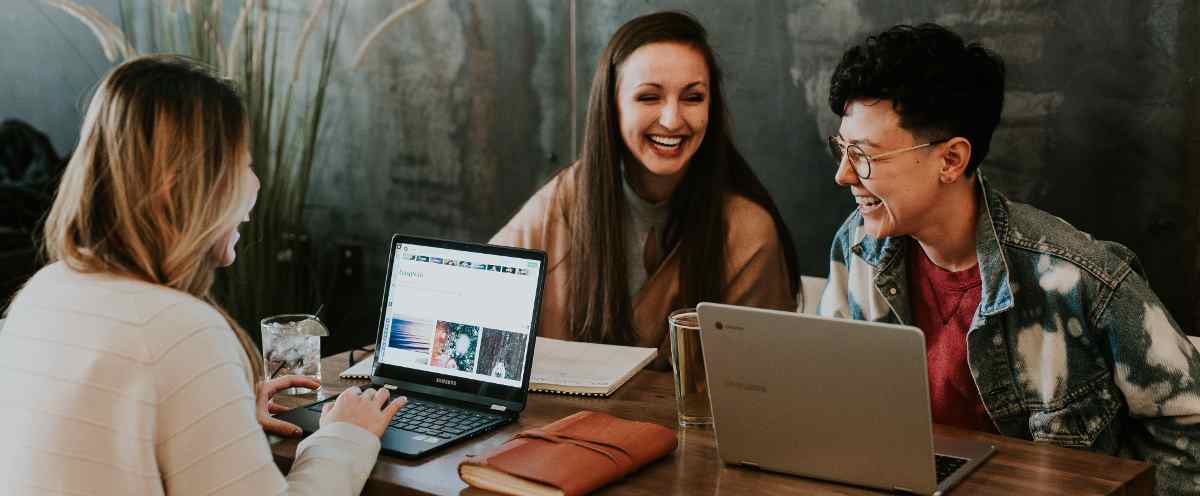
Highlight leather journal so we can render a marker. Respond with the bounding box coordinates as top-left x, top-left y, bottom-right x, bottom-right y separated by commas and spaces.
458, 411, 677, 496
